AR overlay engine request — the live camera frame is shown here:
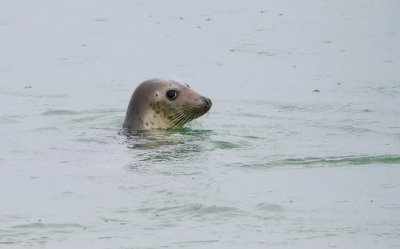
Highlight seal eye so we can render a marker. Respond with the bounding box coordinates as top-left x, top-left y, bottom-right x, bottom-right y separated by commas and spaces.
166, 90, 178, 100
